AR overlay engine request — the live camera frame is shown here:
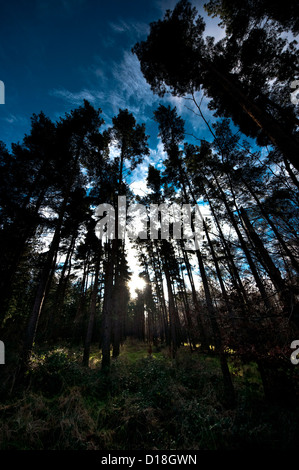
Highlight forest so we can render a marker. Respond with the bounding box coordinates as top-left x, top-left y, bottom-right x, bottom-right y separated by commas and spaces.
0, 0, 299, 452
